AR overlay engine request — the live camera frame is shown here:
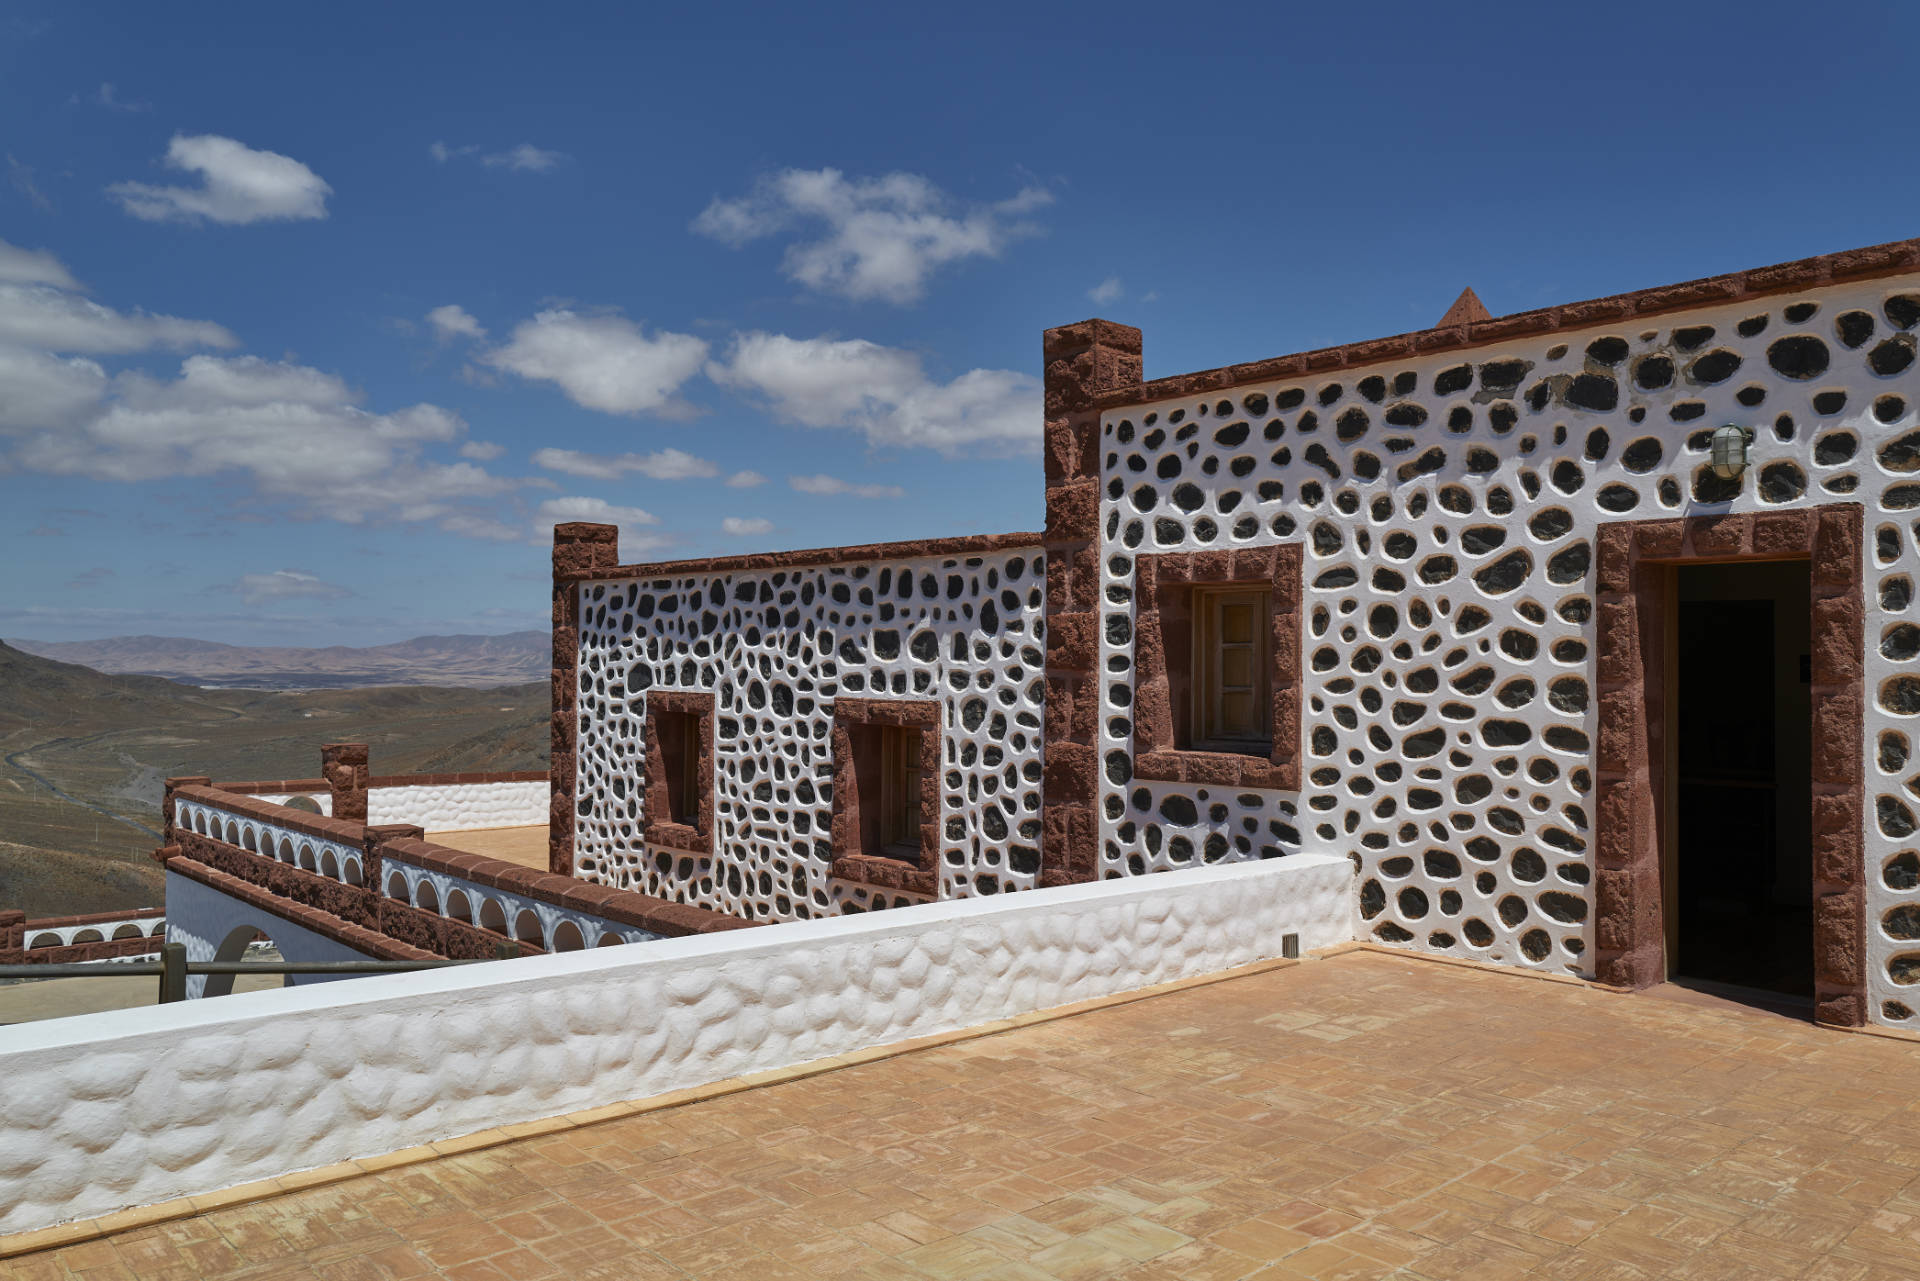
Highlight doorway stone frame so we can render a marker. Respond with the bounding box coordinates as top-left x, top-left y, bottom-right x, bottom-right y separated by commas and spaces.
1593, 504, 1865, 1026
